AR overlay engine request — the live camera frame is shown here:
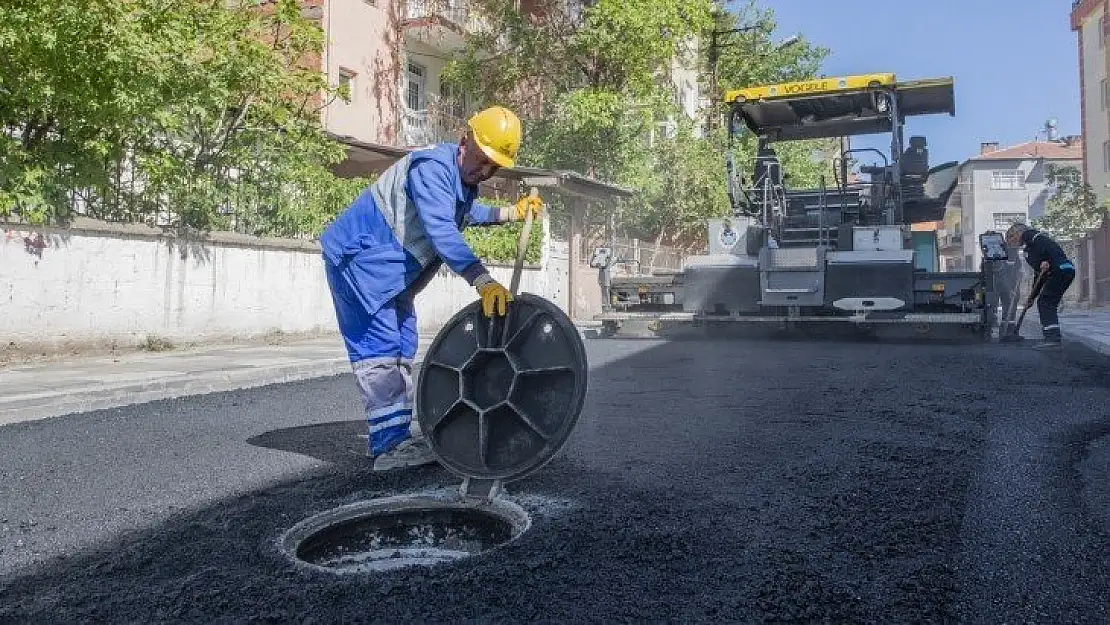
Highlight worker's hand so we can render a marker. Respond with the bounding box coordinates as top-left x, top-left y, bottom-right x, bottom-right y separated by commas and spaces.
512, 194, 544, 221
474, 274, 513, 317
